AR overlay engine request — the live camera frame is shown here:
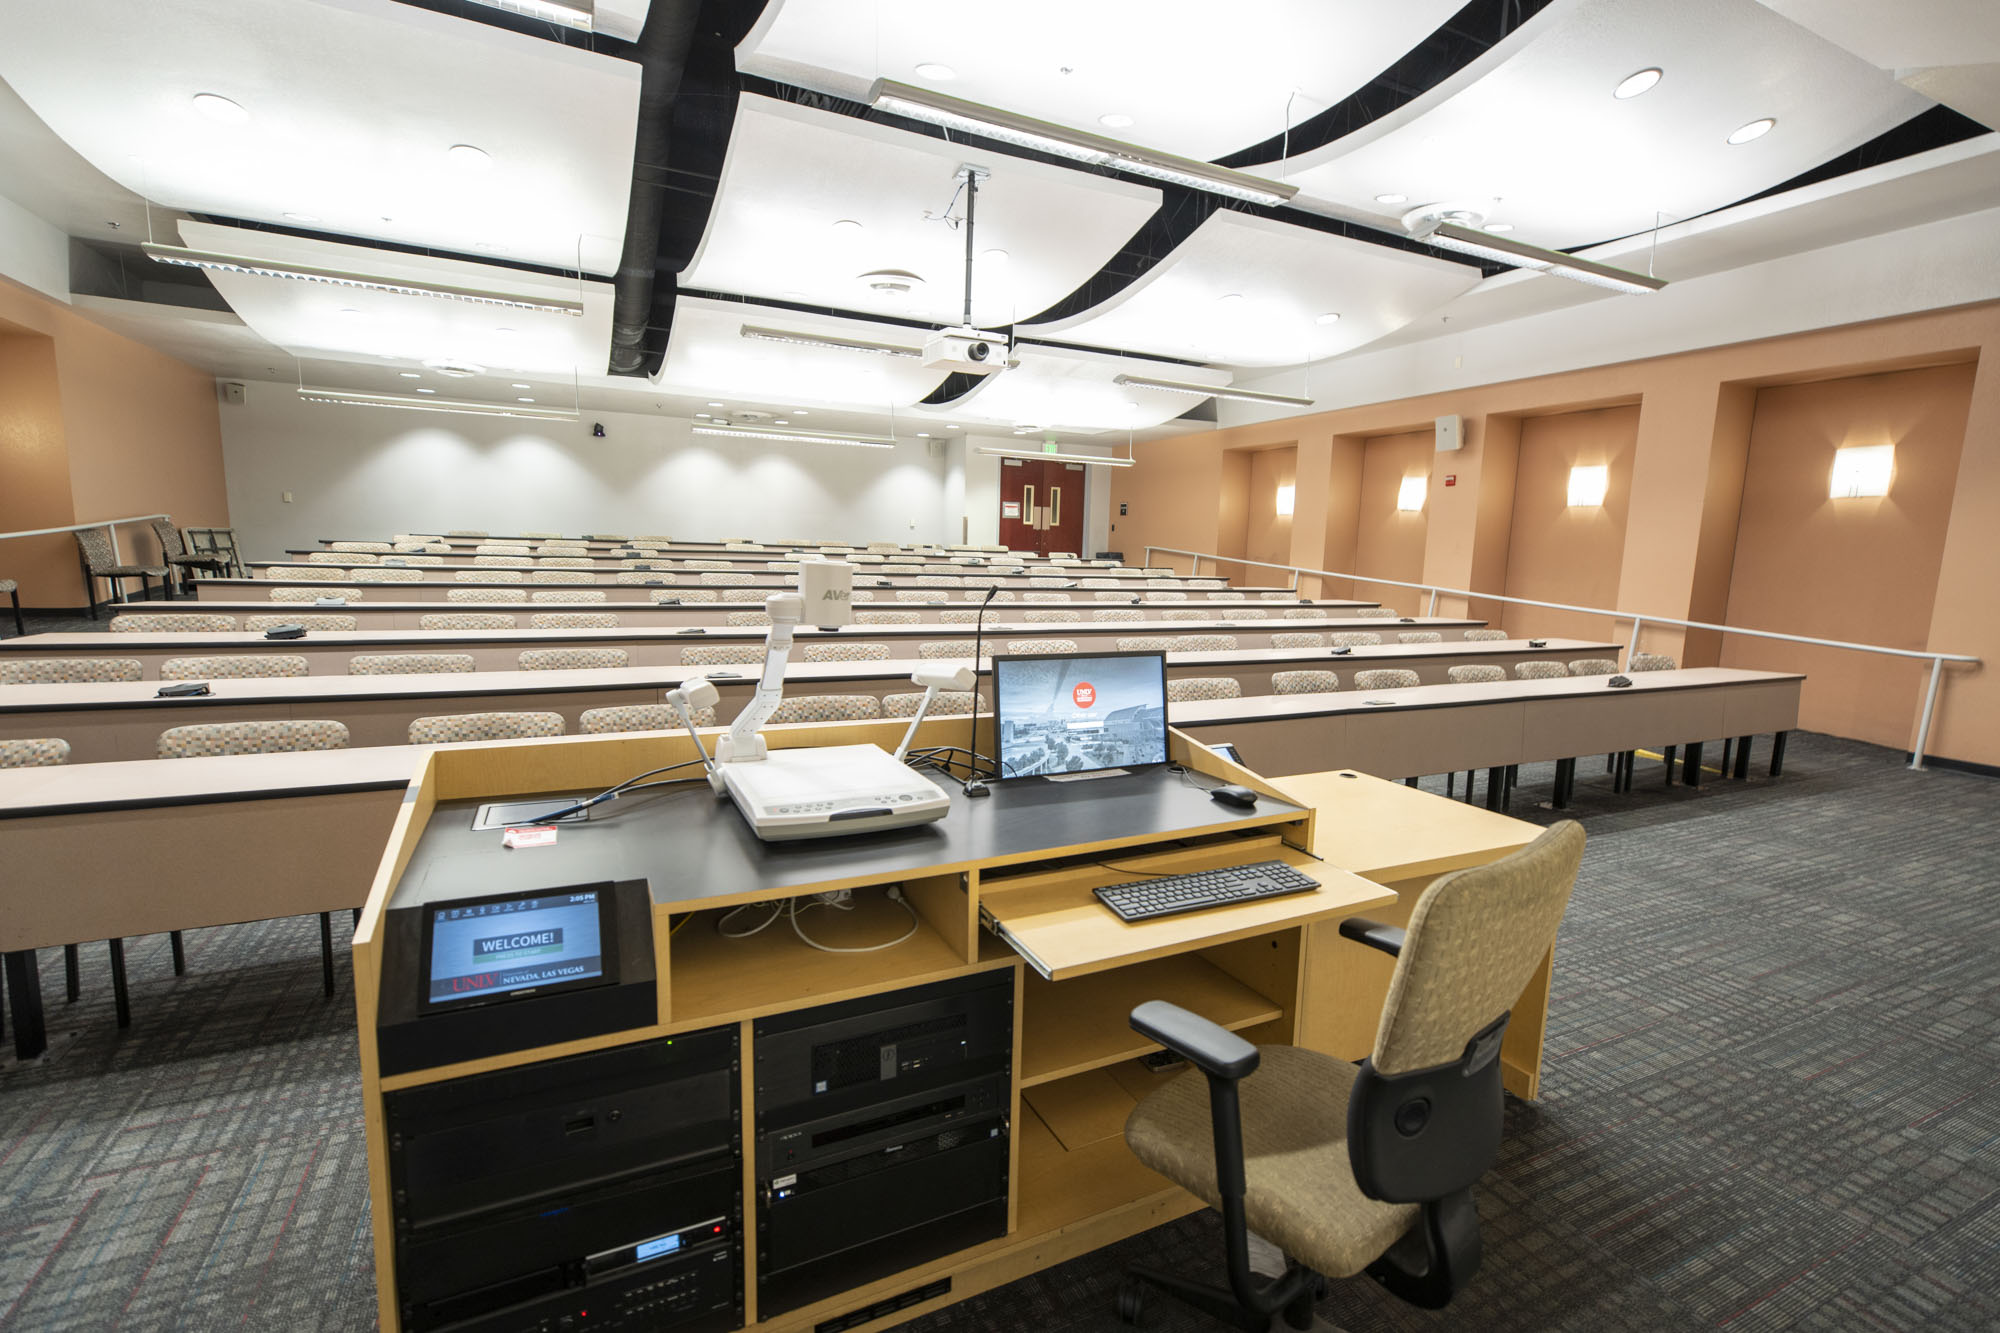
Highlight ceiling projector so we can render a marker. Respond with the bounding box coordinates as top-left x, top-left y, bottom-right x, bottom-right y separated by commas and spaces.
923, 326, 1010, 375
